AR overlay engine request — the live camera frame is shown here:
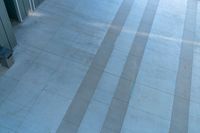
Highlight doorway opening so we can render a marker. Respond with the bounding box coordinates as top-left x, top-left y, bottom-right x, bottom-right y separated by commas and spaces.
3, 0, 20, 25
